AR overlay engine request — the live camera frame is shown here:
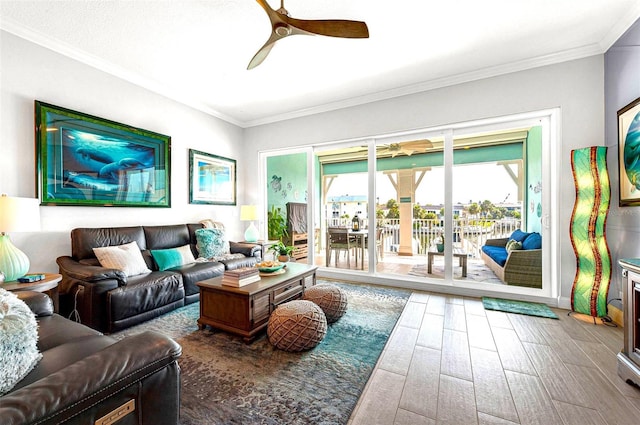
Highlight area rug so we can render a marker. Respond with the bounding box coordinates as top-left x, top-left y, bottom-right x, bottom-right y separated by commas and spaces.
482, 296, 559, 319
112, 280, 410, 424
408, 261, 503, 284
